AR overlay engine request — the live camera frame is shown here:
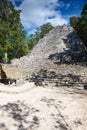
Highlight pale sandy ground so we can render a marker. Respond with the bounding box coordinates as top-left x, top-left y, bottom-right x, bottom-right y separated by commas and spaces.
0, 82, 87, 130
